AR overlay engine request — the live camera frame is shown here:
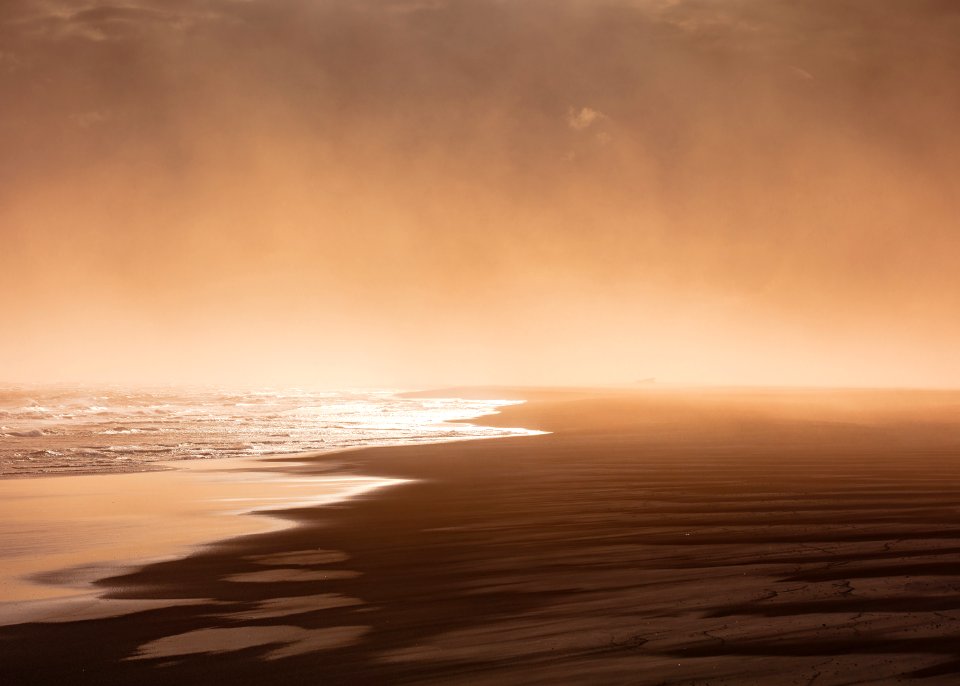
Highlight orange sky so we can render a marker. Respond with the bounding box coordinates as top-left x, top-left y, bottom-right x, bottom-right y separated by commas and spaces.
2, 0, 960, 388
